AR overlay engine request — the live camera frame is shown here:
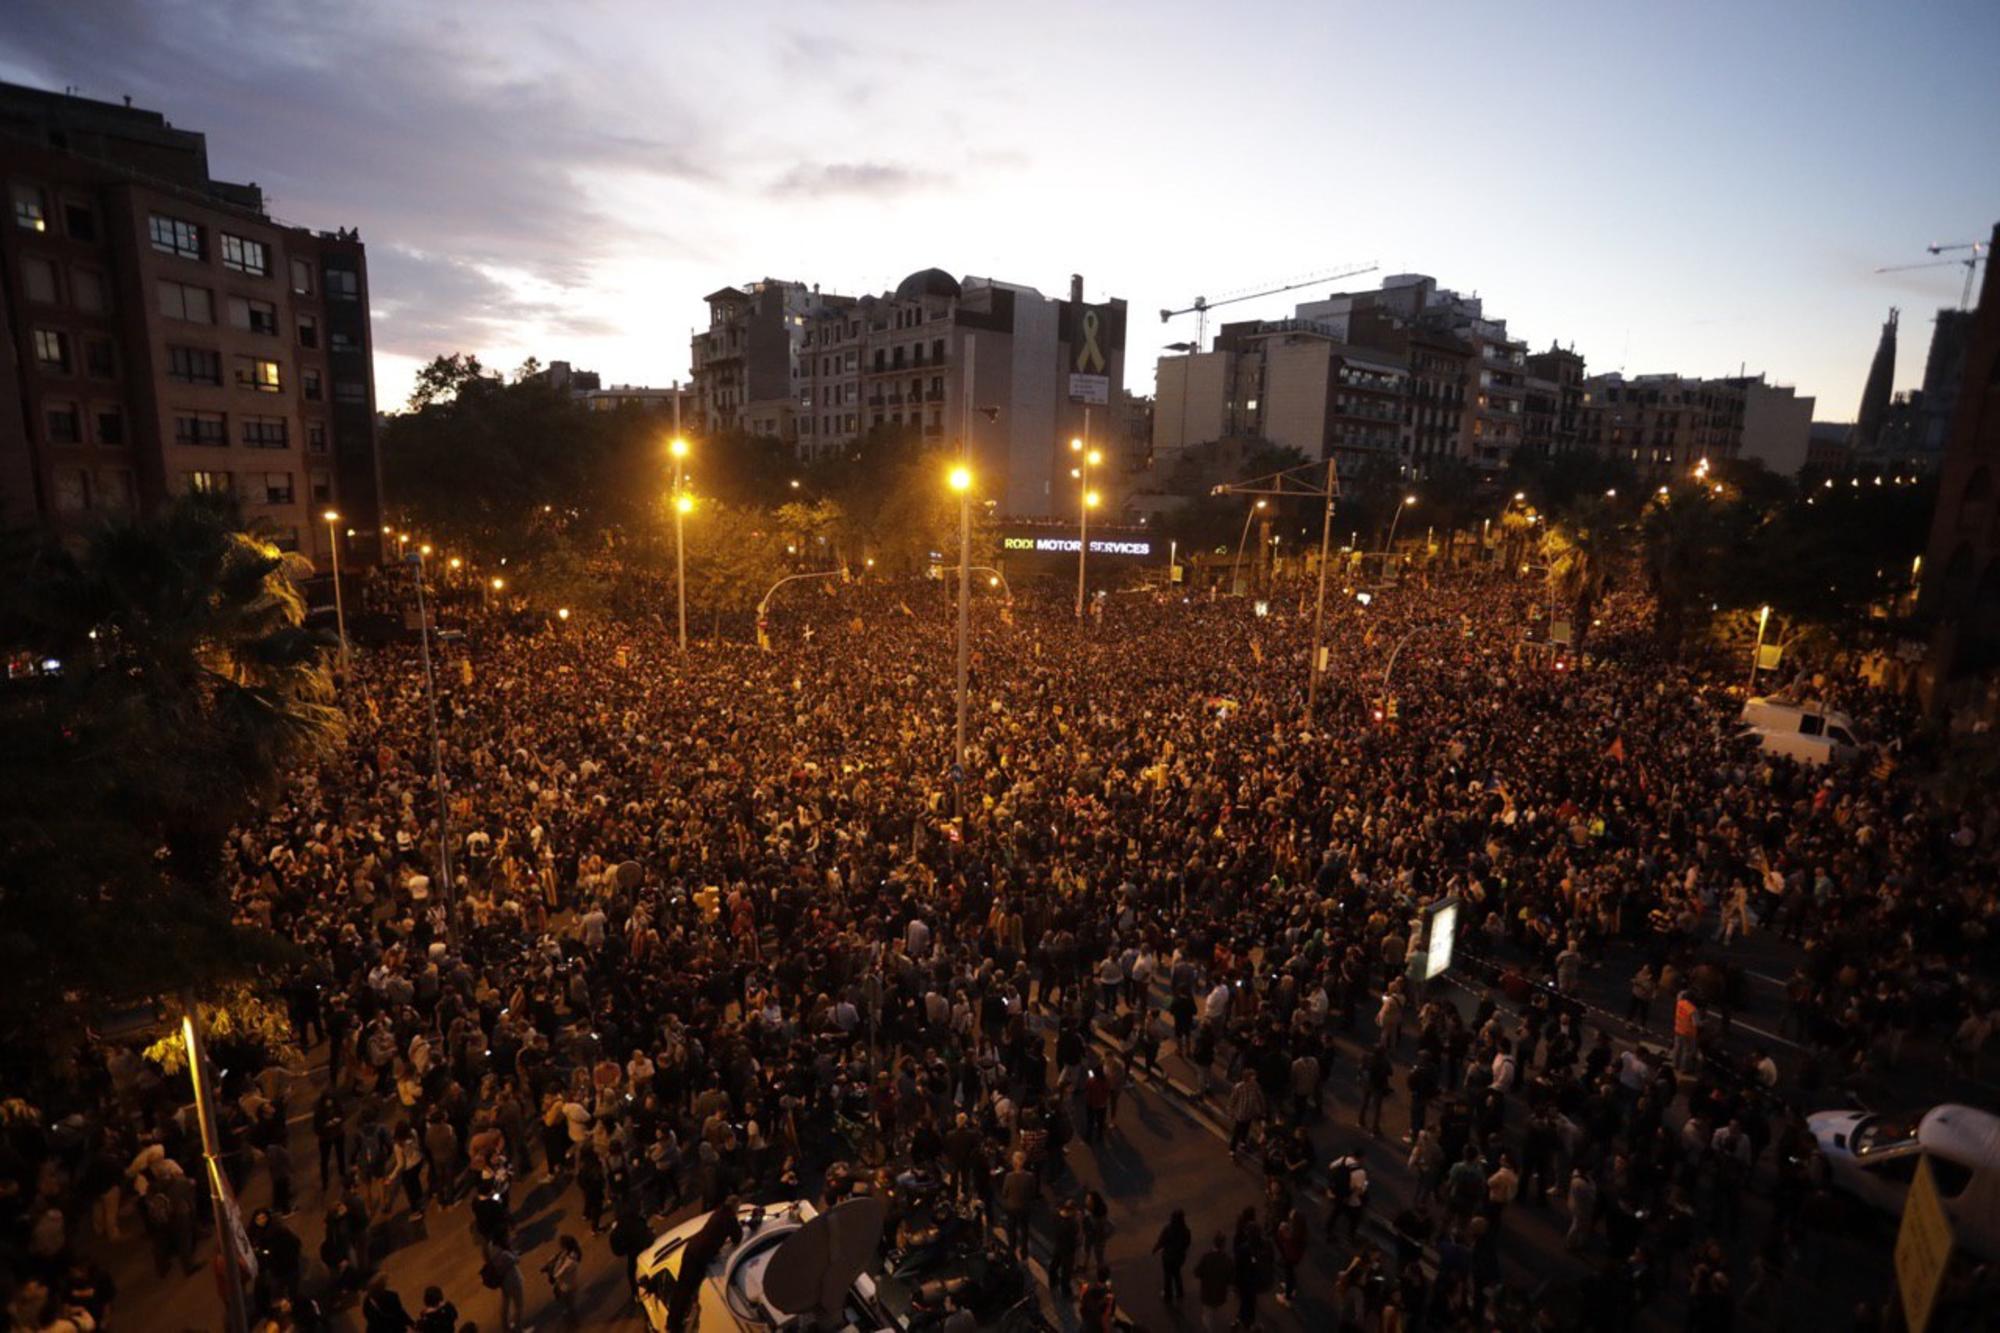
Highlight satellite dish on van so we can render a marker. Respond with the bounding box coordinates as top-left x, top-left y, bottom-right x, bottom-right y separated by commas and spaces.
762, 1195, 886, 1318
